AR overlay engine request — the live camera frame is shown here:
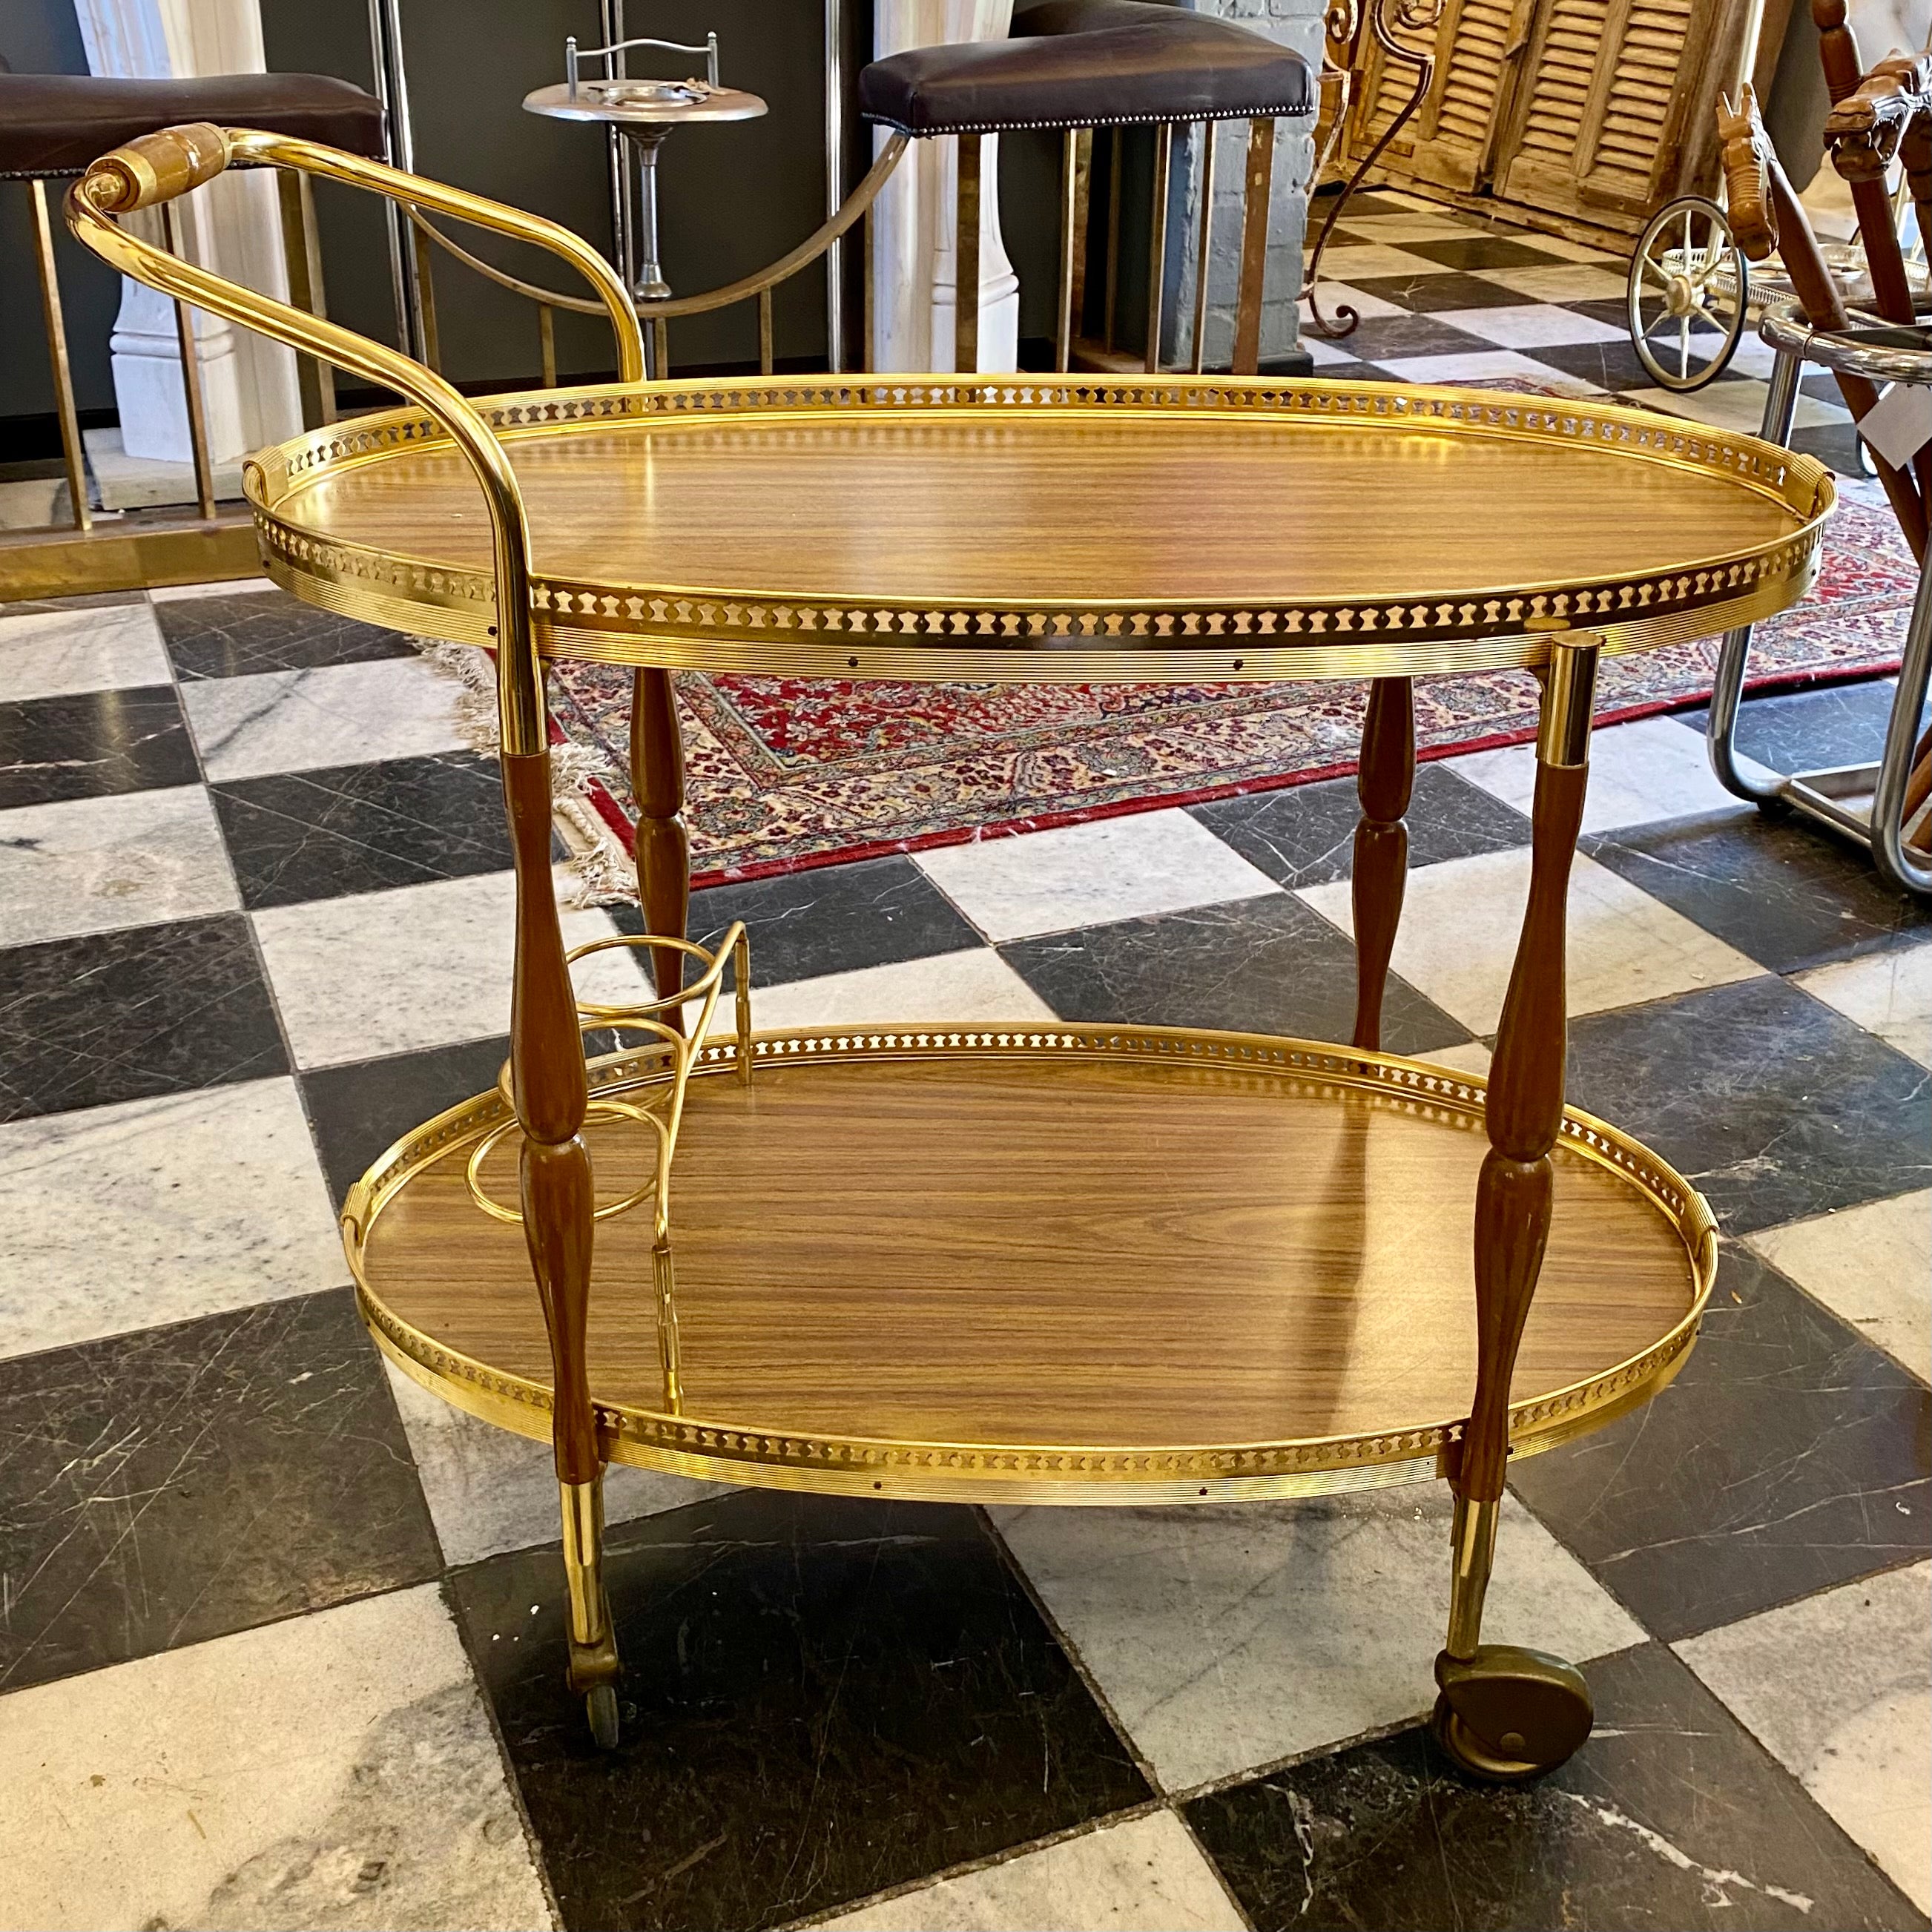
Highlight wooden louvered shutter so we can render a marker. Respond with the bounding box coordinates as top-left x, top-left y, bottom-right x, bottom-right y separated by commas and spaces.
1347, 0, 1538, 191
1493, 0, 1746, 229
